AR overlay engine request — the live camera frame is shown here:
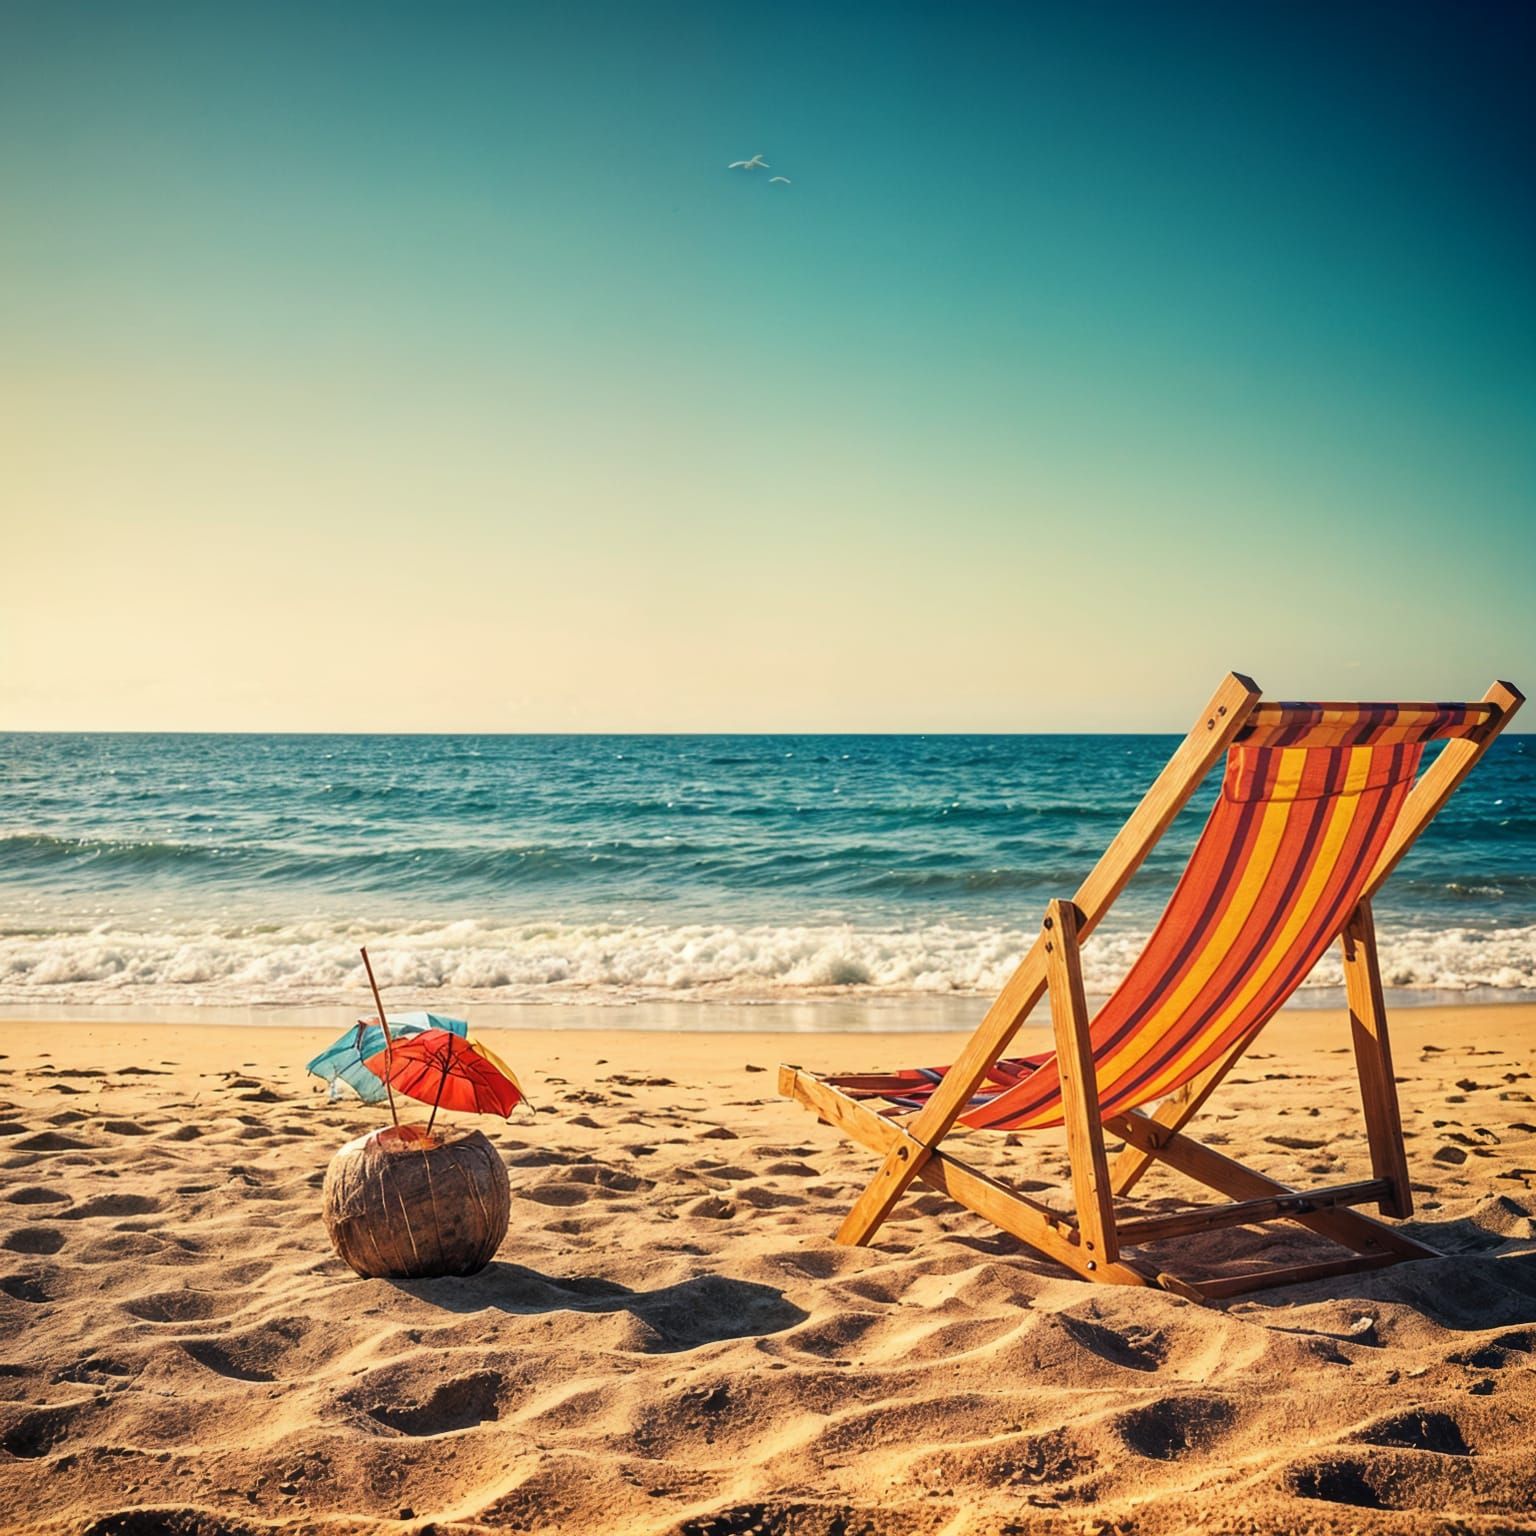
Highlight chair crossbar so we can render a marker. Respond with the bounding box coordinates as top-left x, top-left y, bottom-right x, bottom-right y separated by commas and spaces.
1113, 1179, 1392, 1246
1236, 700, 1498, 746
1188, 1252, 1404, 1301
